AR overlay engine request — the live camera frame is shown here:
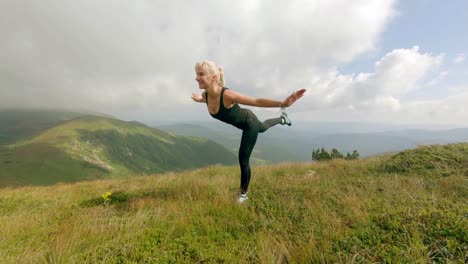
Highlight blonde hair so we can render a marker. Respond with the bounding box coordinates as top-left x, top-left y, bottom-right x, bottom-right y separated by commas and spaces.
195, 60, 225, 87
